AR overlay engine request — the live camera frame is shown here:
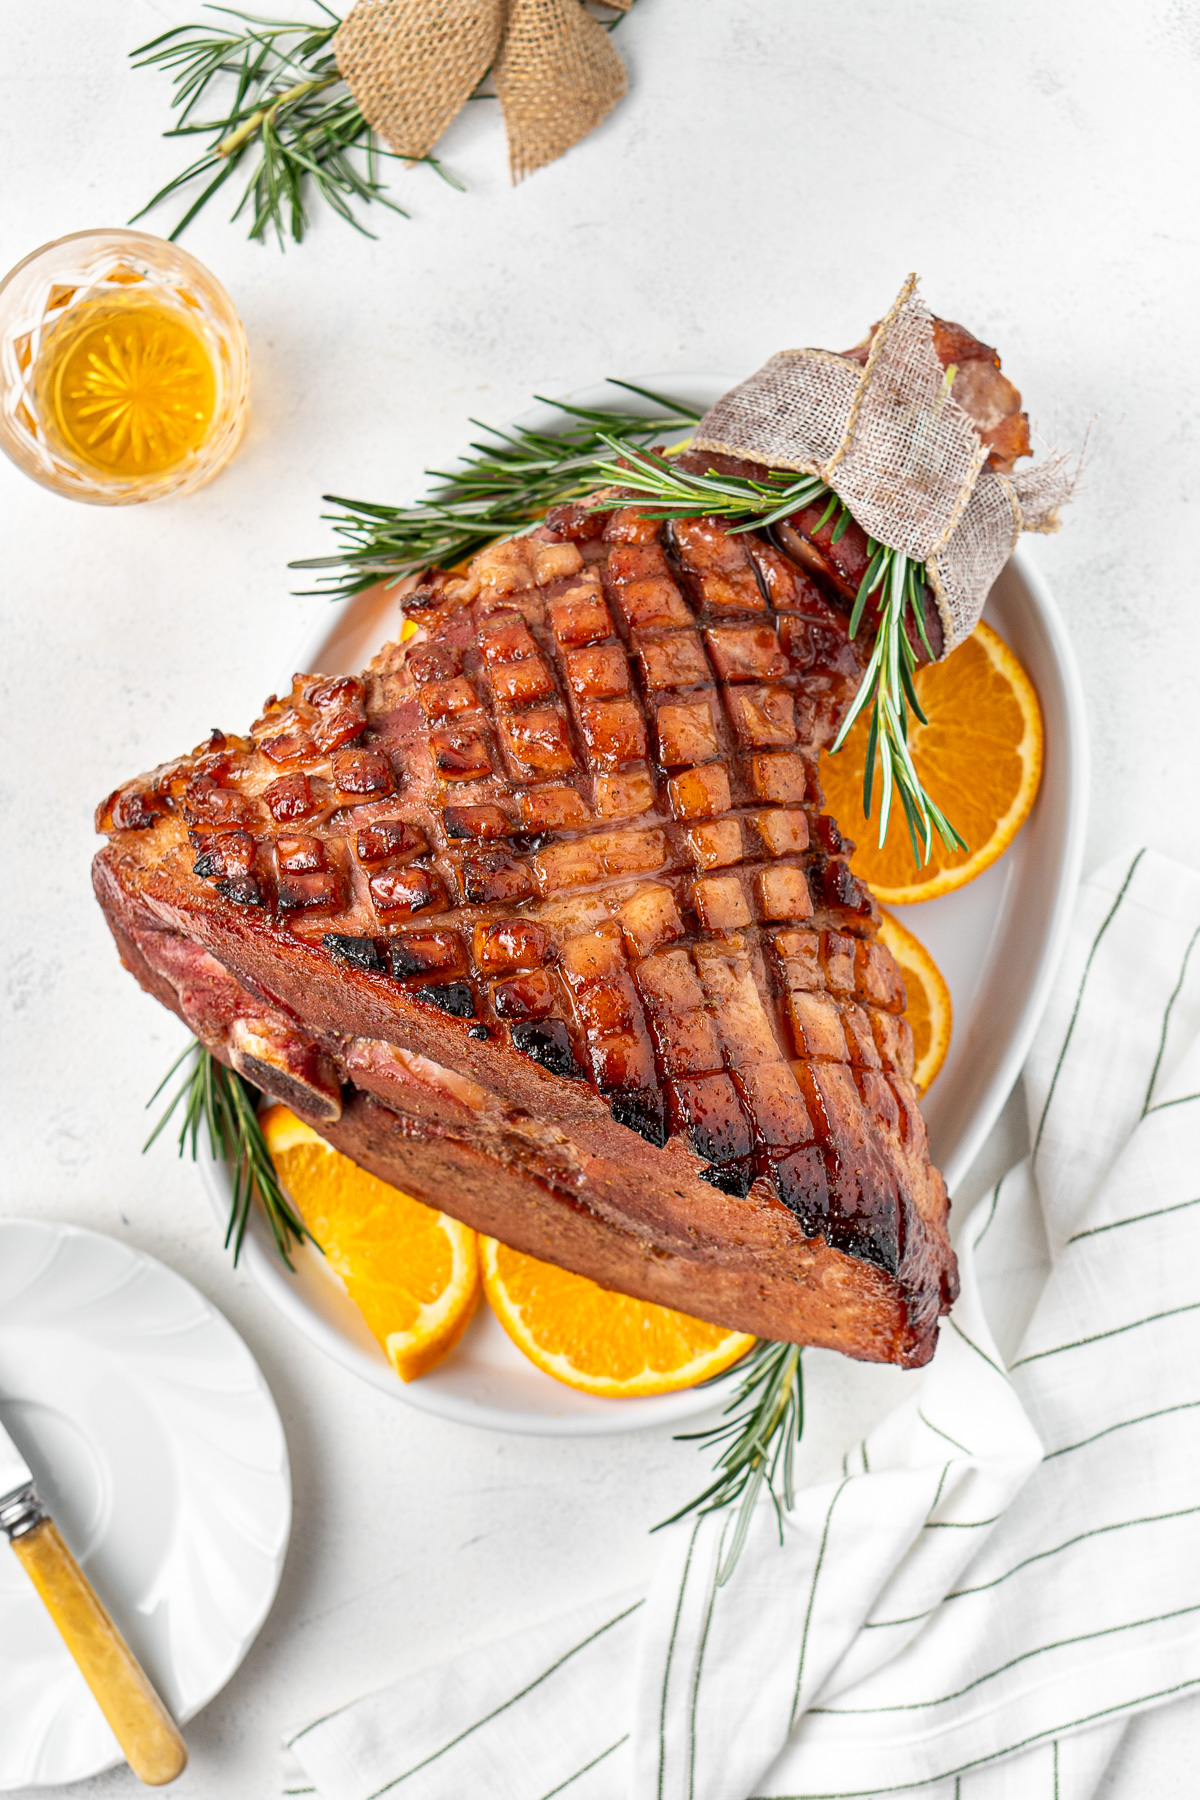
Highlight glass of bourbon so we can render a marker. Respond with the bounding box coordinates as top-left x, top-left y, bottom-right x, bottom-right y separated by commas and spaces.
0, 229, 250, 504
